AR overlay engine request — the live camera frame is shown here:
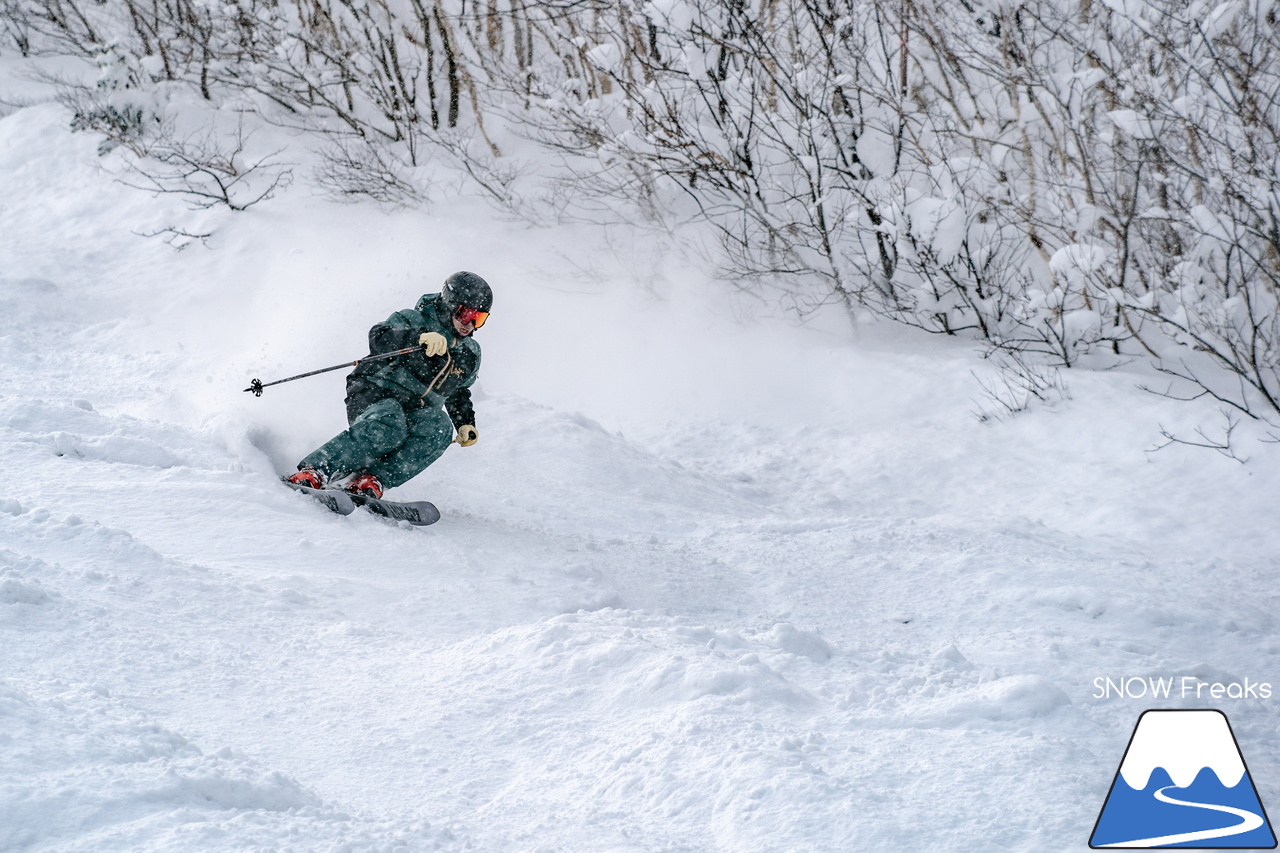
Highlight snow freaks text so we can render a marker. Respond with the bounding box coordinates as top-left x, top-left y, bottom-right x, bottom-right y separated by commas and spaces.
1093, 677, 1273, 701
